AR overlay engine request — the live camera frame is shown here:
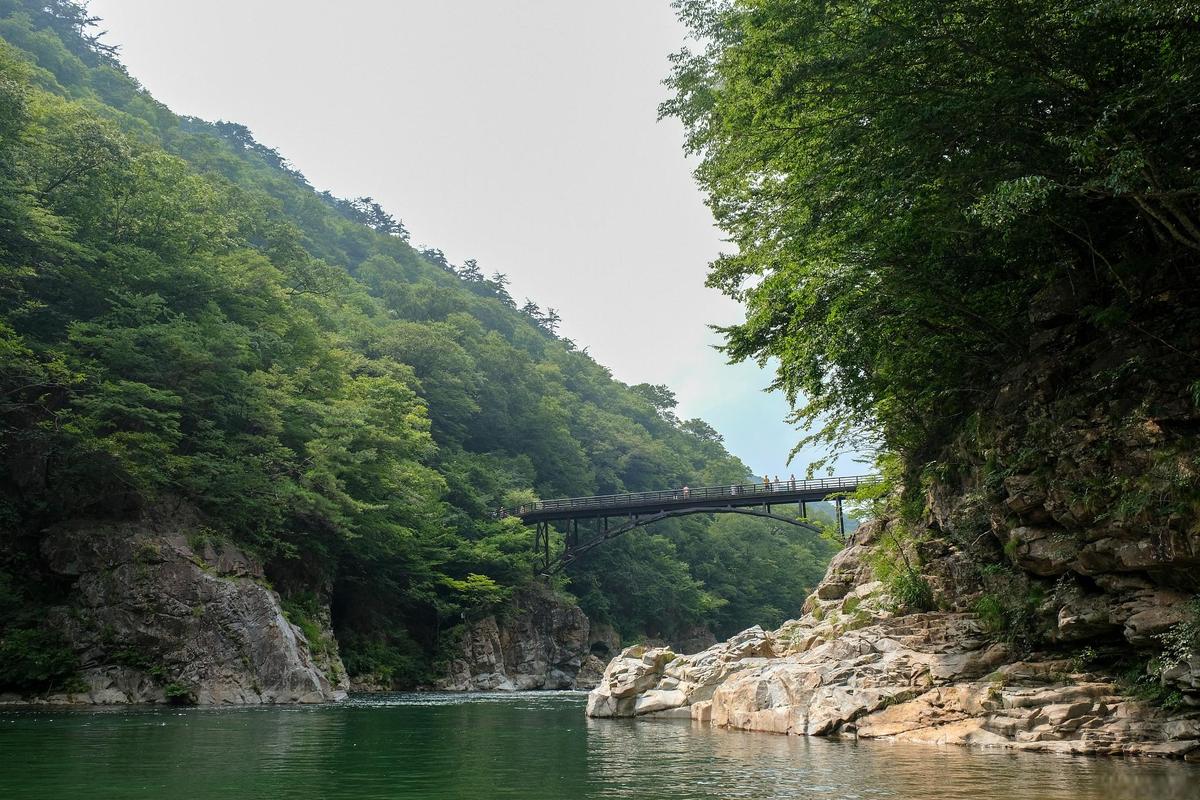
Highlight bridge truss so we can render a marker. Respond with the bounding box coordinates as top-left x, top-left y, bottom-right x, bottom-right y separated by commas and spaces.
516, 475, 876, 573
